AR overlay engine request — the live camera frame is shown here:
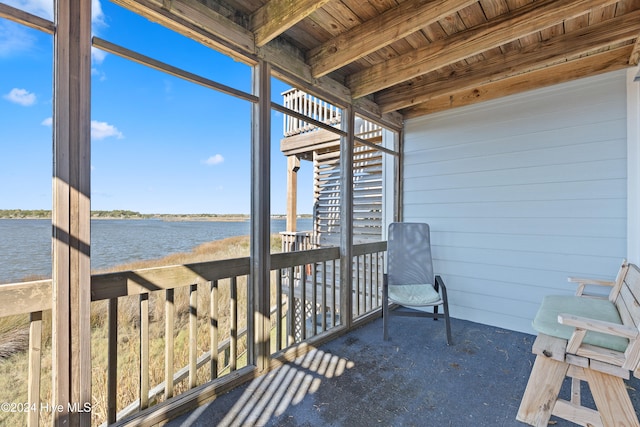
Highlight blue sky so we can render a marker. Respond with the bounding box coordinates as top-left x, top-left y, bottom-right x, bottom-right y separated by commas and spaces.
0, 0, 314, 214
